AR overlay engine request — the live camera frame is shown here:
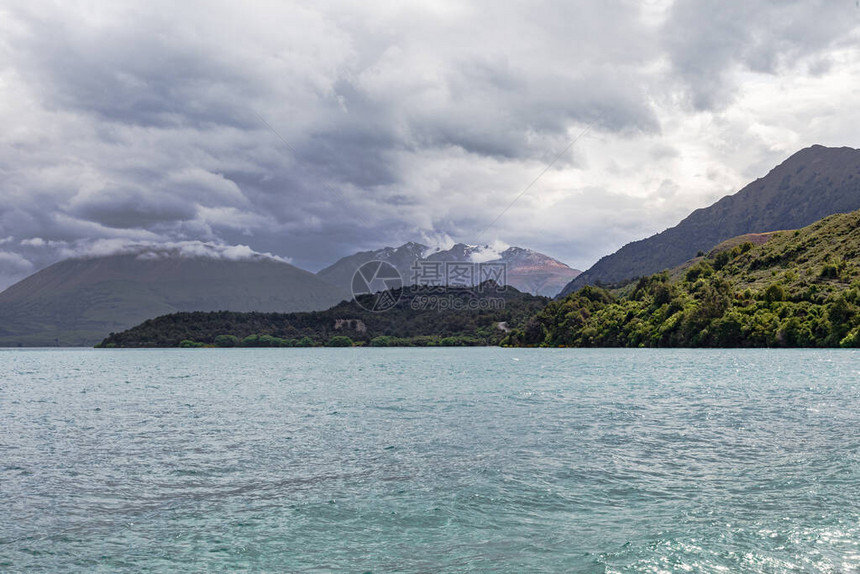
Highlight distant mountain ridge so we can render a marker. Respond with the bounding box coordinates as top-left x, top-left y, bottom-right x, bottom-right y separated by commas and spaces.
561, 145, 860, 296
316, 242, 430, 291
0, 239, 576, 346
317, 242, 581, 297
0, 249, 349, 346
